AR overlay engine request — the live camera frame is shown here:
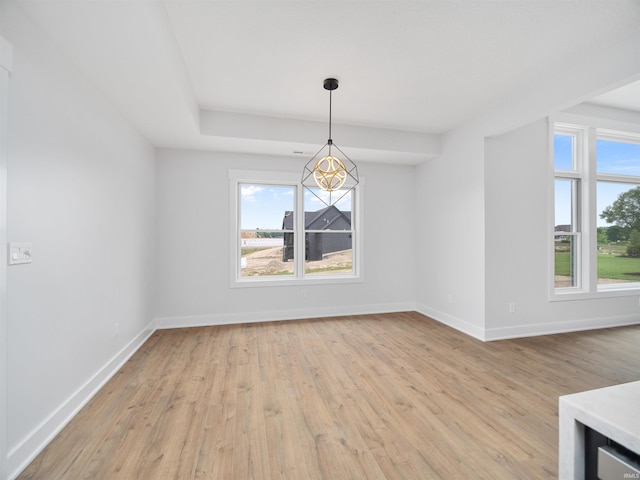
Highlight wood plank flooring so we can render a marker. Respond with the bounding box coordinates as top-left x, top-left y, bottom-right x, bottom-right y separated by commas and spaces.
18, 312, 640, 479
